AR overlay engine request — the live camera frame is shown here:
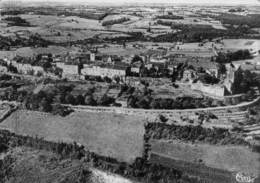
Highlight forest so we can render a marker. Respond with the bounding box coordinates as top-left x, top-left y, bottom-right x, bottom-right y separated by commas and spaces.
3, 16, 31, 27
